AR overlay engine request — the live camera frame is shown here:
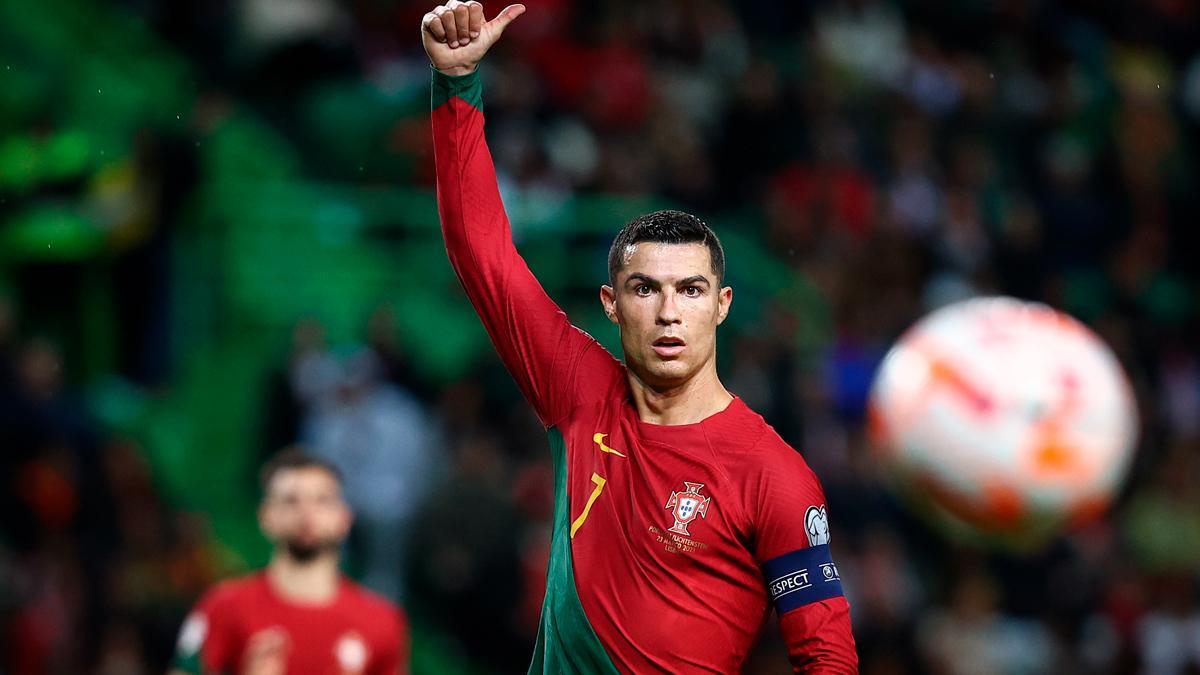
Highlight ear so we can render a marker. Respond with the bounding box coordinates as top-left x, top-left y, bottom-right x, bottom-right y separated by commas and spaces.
600, 285, 619, 325
716, 285, 733, 325
337, 500, 354, 536
257, 502, 271, 537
